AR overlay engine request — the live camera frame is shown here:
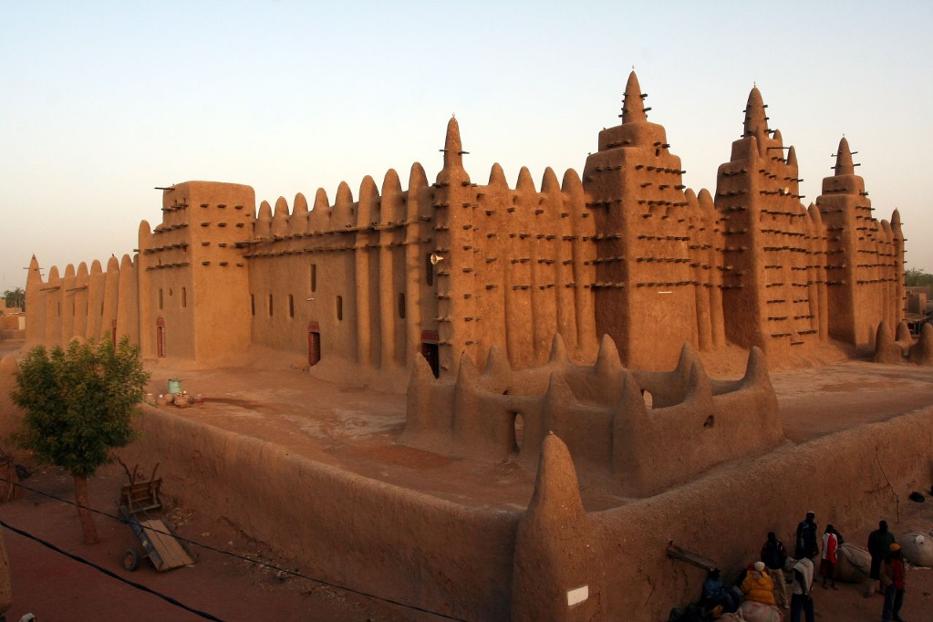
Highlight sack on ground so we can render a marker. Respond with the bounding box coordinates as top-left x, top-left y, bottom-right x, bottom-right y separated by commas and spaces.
738, 600, 781, 622
902, 531, 933, 567
836, 542, 871, 582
